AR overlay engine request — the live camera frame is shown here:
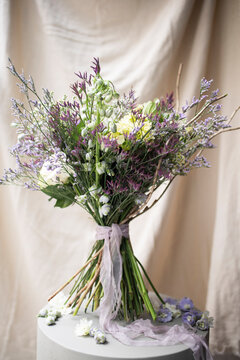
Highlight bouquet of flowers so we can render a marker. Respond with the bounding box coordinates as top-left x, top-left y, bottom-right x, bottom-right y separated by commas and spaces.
1, 58, 239, 329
